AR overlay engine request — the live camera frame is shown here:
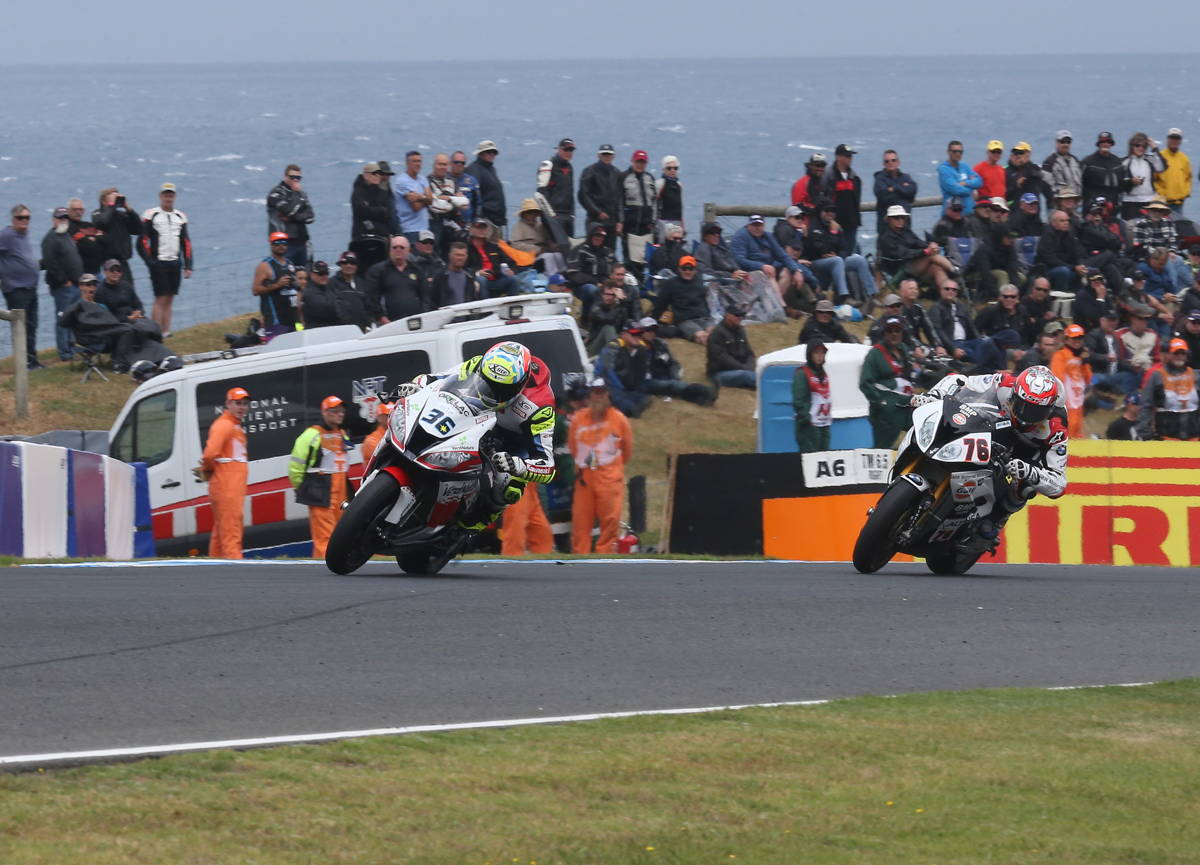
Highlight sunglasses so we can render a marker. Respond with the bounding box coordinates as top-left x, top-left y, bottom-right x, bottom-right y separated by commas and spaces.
679, 265, 696, 270
14, 214, 30, 221
80, 280, 98, 285
561, 147, 575, 152
271, 240, 288, 245
942, 286, 959, 292
1001, 293, 1018, 299
948, 149, 964, 154
452, 160, 466, 165
287, 174, 302, 180
884, 157, 898, 163
664, 165, 679, 170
